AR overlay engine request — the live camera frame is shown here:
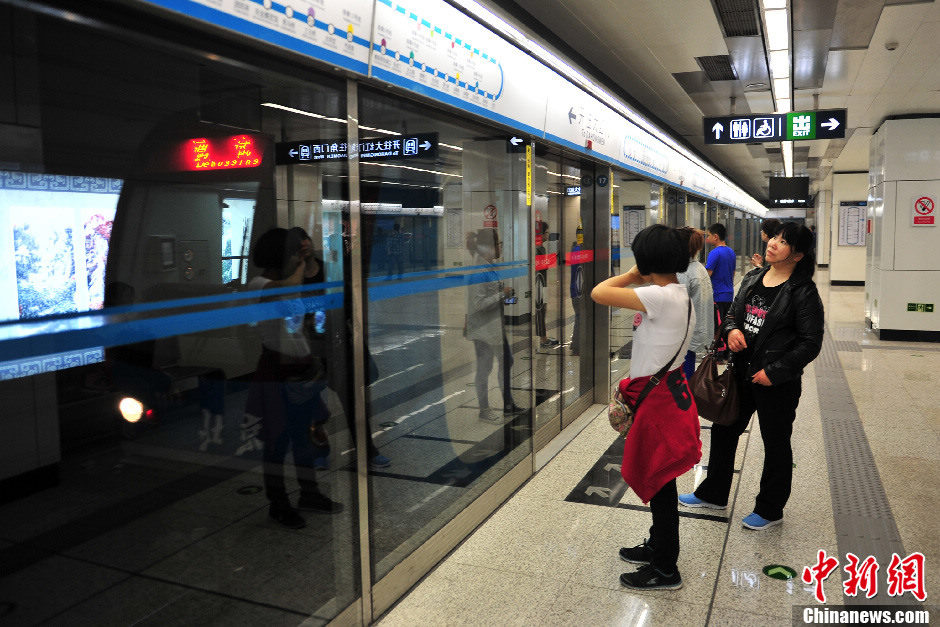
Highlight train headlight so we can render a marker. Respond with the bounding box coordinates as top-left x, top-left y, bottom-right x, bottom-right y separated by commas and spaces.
118, 397, 144, 423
